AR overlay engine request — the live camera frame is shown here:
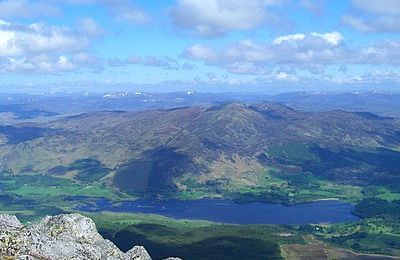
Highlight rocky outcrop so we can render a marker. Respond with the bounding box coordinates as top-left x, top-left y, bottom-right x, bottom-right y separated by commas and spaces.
0, 213, 173, 260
